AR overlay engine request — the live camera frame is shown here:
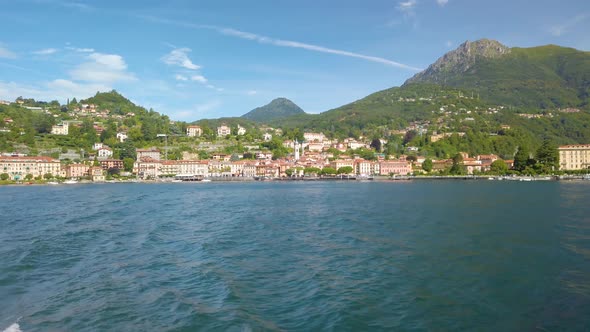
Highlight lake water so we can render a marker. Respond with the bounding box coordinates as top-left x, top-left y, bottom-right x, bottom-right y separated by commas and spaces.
1, 181, 589, 331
